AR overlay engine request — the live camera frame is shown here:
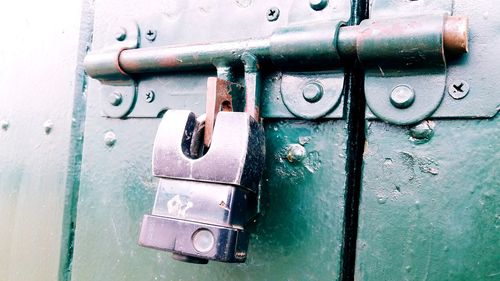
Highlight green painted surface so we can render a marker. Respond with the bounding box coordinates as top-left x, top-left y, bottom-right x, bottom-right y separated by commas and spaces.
71, 1, 350, 280
0, 0, 87, 280
356, 117, 499, 280
70, 95, 349, 280
0, 0, 498, 280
